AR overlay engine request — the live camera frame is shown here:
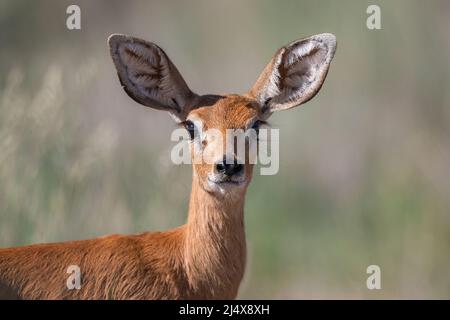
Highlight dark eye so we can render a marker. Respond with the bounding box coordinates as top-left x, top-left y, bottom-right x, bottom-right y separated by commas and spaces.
184, 120, 196, 139
251, 120, 262, 134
